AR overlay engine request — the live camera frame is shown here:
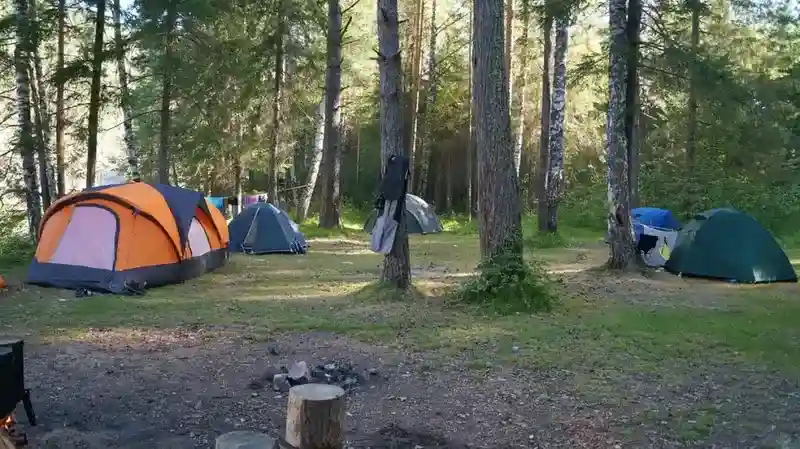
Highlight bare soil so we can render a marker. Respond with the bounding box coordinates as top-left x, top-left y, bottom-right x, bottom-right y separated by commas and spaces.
15, 326, 800, 449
